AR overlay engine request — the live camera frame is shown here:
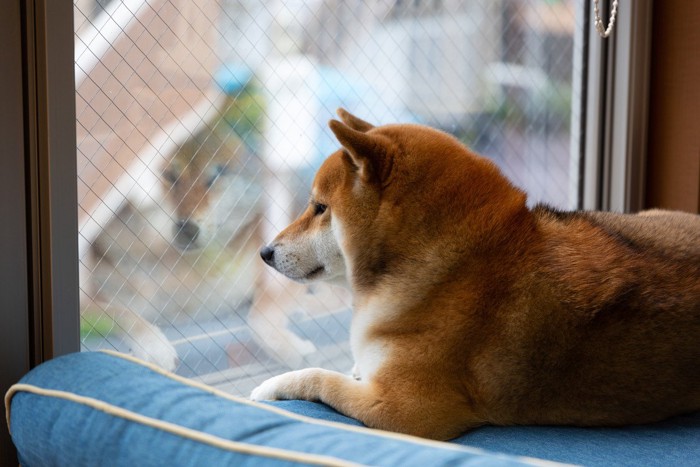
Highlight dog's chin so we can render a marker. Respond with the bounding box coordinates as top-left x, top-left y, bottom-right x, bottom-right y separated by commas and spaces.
304, 266, 326, 281
173, 239, 202, 253
280, 265, 326, 283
